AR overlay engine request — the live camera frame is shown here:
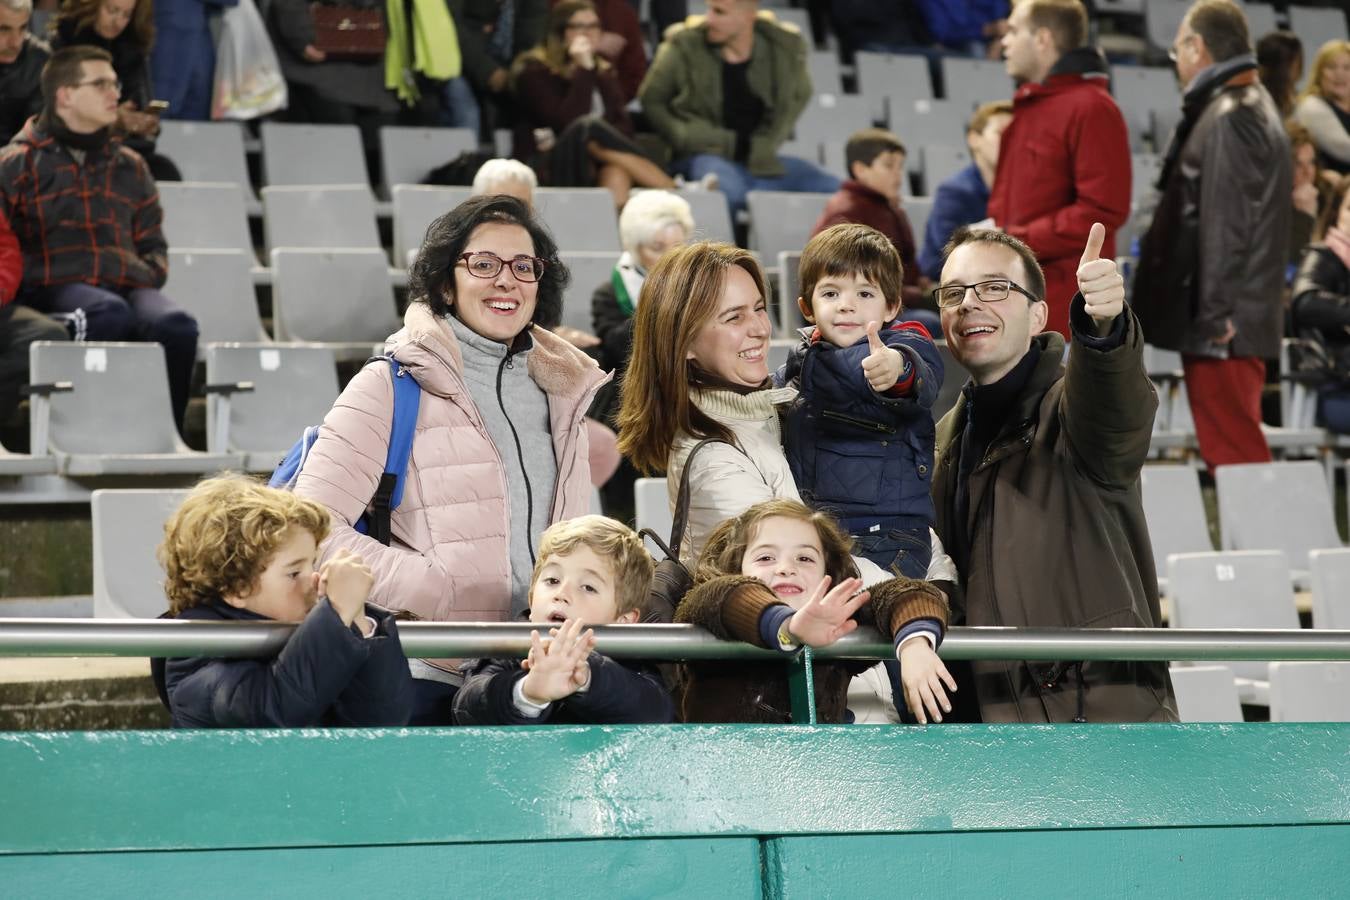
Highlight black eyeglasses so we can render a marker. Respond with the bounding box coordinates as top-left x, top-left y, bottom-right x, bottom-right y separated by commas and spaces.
931, 278, 1038, 308
457, 251, 547, 283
